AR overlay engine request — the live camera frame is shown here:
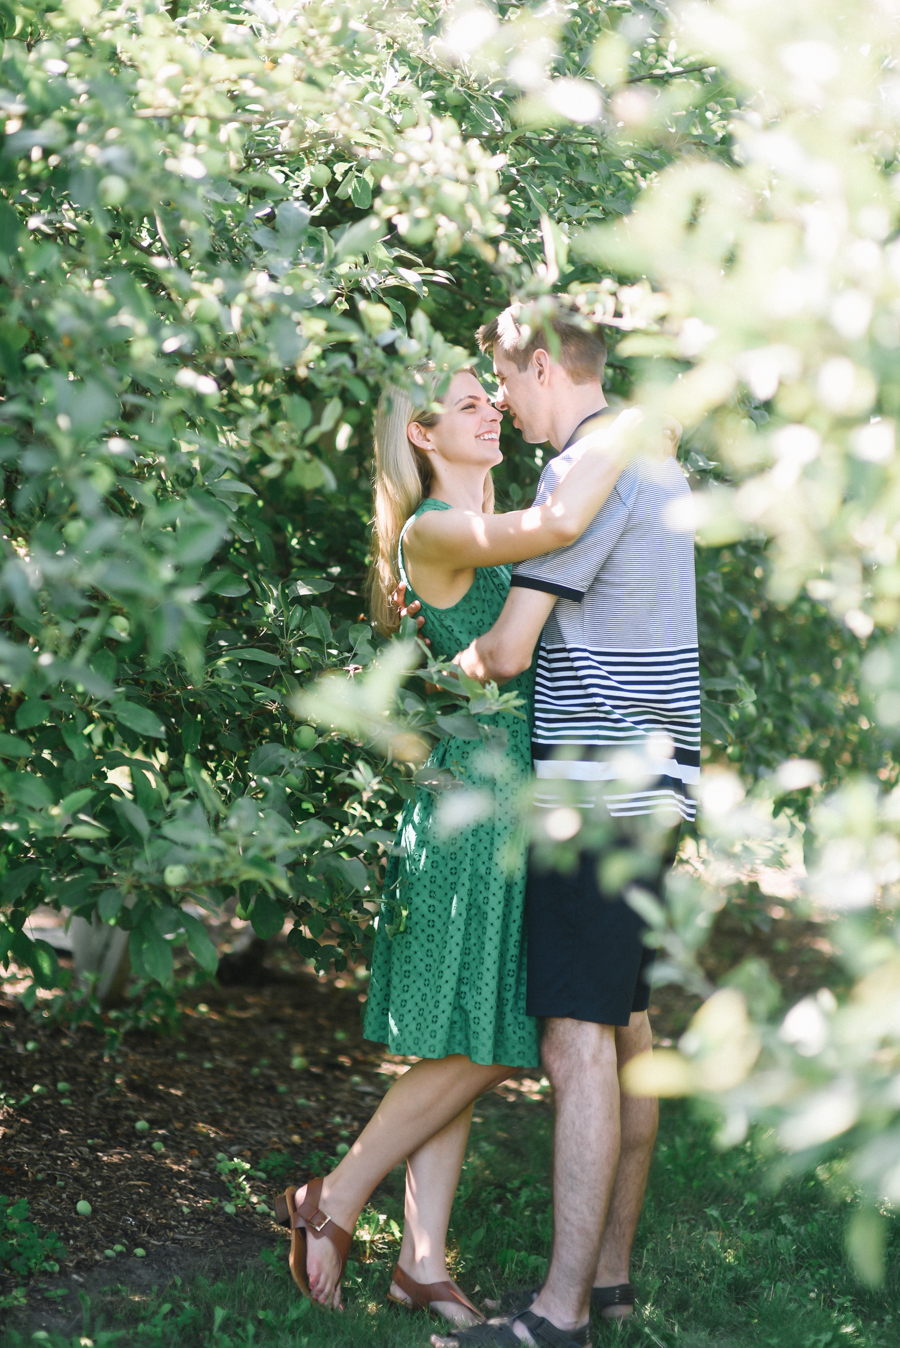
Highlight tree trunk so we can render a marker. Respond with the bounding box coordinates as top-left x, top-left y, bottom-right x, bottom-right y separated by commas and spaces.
70, 913, 131, 1008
